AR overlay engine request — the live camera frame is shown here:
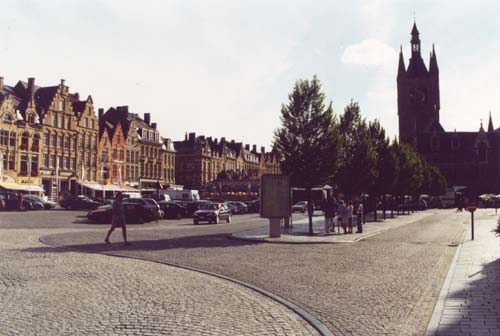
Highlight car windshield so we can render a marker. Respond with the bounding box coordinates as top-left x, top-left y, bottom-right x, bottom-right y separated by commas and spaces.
294, 201, 307, 205
25, 195, 42, 202
144, 199, 157, 205
199, 203, 219, 210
